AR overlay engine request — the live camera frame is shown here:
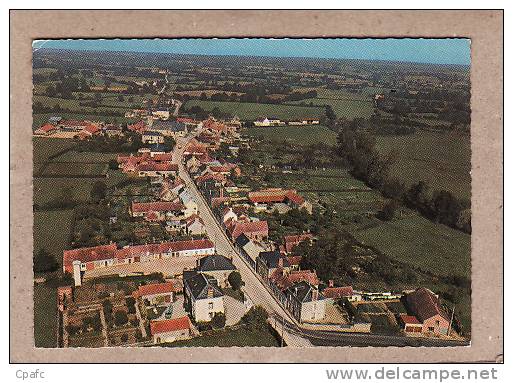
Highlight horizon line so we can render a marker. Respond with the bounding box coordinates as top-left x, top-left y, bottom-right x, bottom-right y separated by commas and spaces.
33, 45, 471, 67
